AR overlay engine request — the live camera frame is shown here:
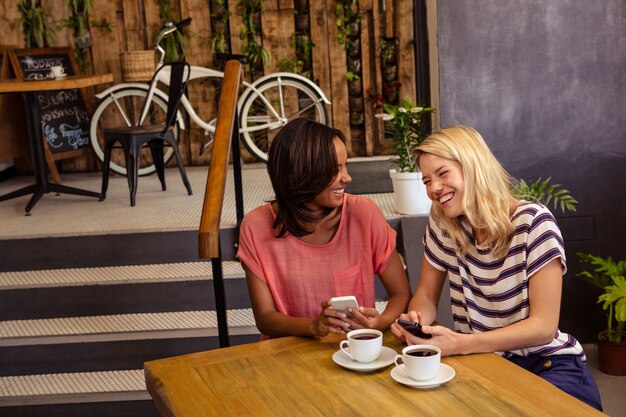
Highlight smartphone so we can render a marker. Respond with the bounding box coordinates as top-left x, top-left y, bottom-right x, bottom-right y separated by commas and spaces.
329, 296, 360, 316
397, 319, 432, 339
